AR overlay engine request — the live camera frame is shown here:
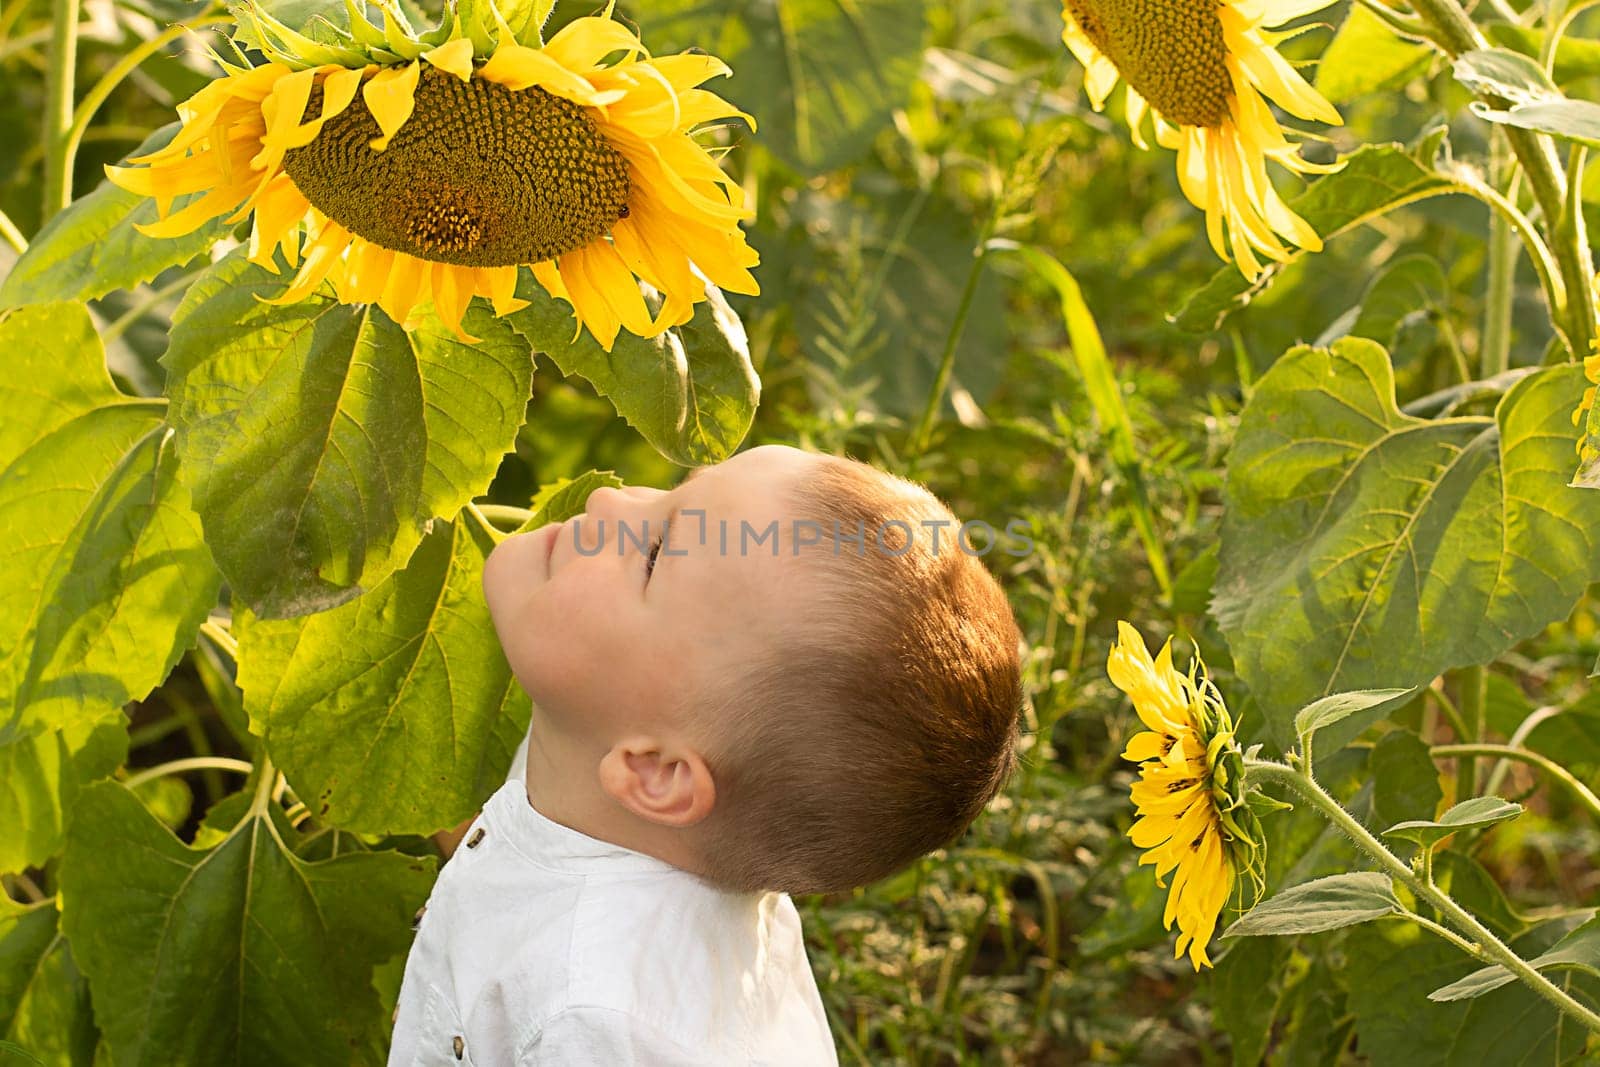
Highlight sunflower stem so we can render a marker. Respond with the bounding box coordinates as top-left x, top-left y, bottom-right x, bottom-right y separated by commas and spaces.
43, 0, 79, 218
1482, 131, 1516, 376
122, 755, 254, 790
1354, 0, 1435, 40
1458, 665, 1487, 796
199, 617, 237, 661
1409, 0, 1597, 359
1431, 744, 1600, 823
1245, 757, 1600, 1035
0, 206, 25, 254
1398, 910, 1493, 962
